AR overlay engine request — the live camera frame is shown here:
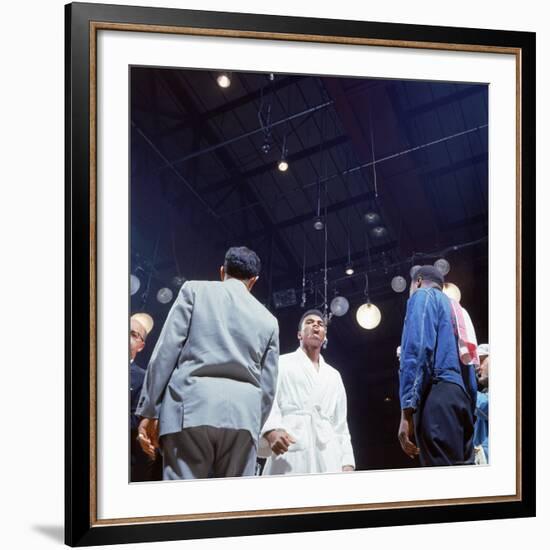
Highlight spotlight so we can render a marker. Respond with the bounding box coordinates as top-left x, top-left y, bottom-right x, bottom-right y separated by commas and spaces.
277, 159, 289, 172
157, 287, 173, 304
130, 274, 141, 296
371, 226, 387, 238
330, 296, 350, 317
313, 217, 324, 231
364, 211, 380, 225
356, 302, 382, 330
345, 263, 354, 276
278, 136, 289, 172
172, 275, 186, 288
391, 275, 407, 293
434, 258, 450, 276
216, 72, 231, 88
